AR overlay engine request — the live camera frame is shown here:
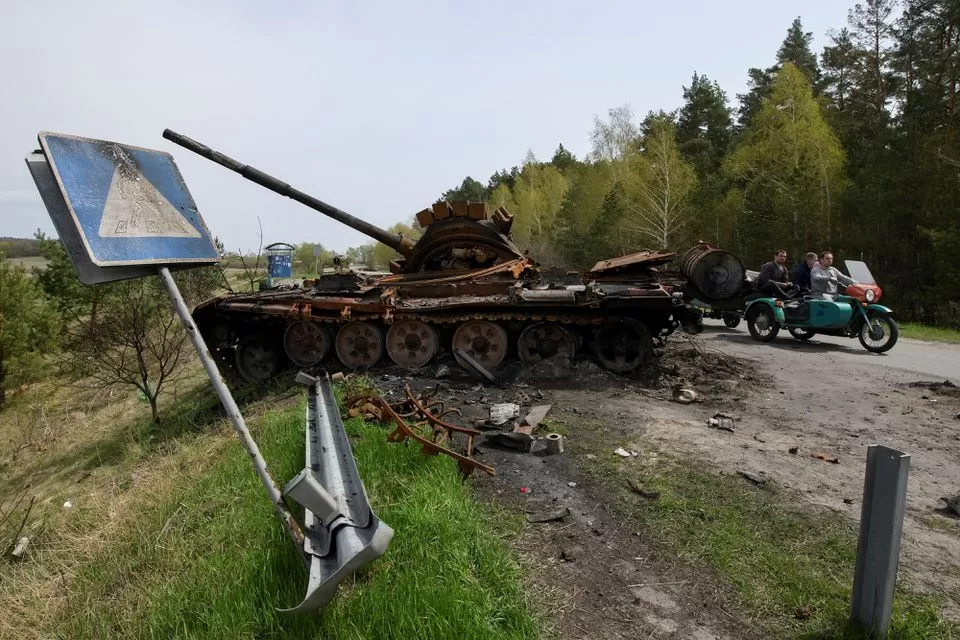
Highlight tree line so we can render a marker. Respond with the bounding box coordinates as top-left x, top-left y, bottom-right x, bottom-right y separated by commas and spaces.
430, 1, 960, 328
